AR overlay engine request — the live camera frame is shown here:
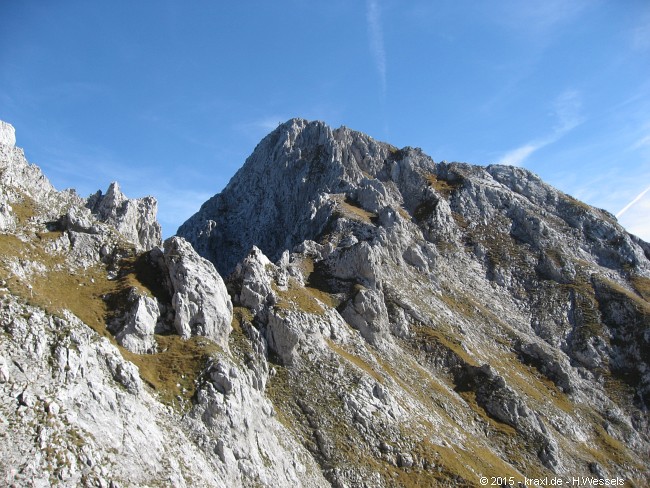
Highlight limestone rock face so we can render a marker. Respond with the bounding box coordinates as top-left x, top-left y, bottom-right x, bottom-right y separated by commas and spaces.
106, 236, 234, 355
179, 118, 650, 485
111, 289, 160, 354
230, 246, 275, 312
341, 287, 390, 346
2, 117, 650, 486
162, 236, 233, 348
178, 118, 347, 275
87, 181, 162, 251
186, 356, 326, 487
0, 120, 16, 147
0, 126, 56, 207
0, 119, 329, 486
